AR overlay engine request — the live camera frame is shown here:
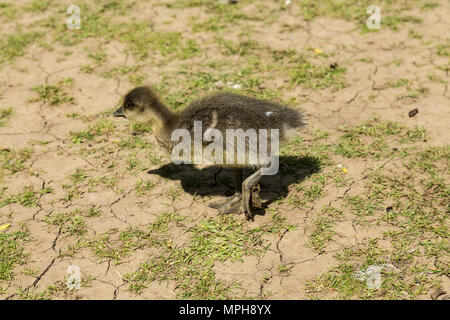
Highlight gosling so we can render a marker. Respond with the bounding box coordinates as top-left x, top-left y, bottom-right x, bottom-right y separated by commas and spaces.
113, 86, 306, 220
